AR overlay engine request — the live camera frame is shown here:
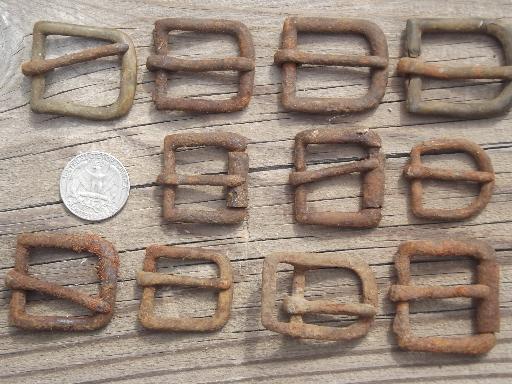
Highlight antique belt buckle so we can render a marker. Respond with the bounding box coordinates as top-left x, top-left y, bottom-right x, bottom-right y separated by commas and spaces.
290, 128, 385, 228
21, 21, 137, 120
404, 139, 494, 221
390, 240, 499, 354
261, 252, 378, 341
147, 18, 255, 113
398, 18, 512, 118
157, 132, 249, 224
137, 245, 234, 331
274, 17, 389, 114
5, 233, 119, 331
